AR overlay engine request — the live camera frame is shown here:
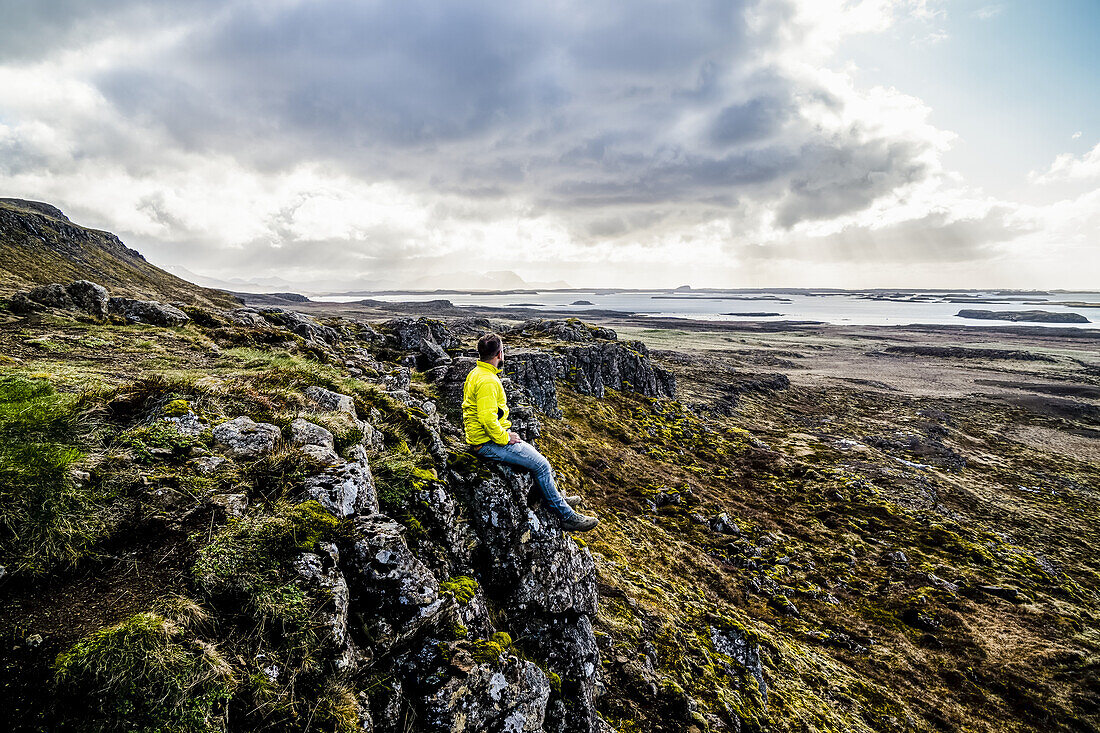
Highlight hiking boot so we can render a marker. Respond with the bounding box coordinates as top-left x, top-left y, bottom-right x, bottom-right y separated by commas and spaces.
561, 513, 599, 532
564, 495, 584, 509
